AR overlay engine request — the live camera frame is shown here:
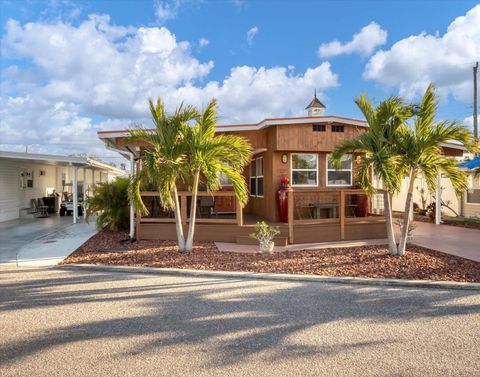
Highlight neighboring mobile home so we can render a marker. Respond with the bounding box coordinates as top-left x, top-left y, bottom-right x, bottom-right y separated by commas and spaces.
99, 94, 390, 245
459, 156, 480, 219
0, 151, 126, 223
390, 140, 467, 222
